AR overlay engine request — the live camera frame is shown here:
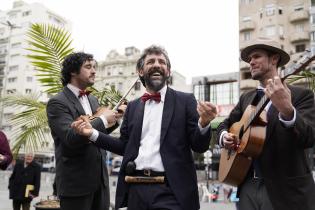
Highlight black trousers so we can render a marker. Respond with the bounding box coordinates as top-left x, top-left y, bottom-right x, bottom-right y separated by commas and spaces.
12, 200, 30, 210
238, 177, 274, 210
60, 183, 109, 210
127, 183, 182, 210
